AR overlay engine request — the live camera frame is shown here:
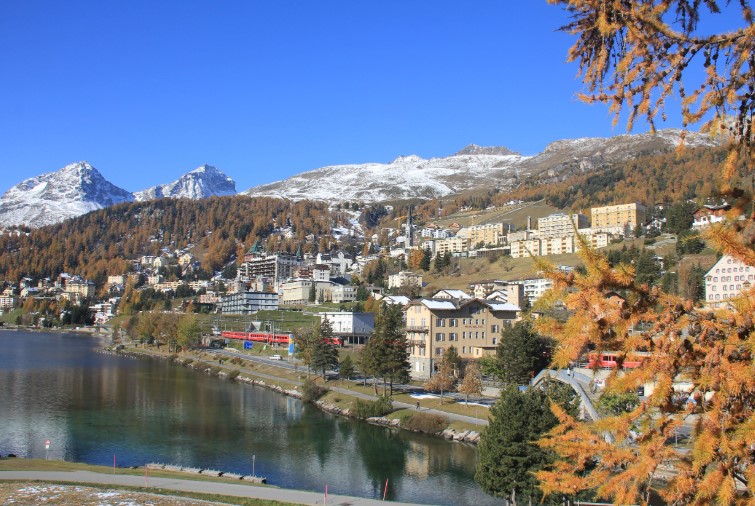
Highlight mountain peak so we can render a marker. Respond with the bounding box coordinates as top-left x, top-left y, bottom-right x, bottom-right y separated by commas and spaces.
454, 144, 520, 156
0, 161, 133, 228
134, 165, 236, 201
391, 155, 424, 165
